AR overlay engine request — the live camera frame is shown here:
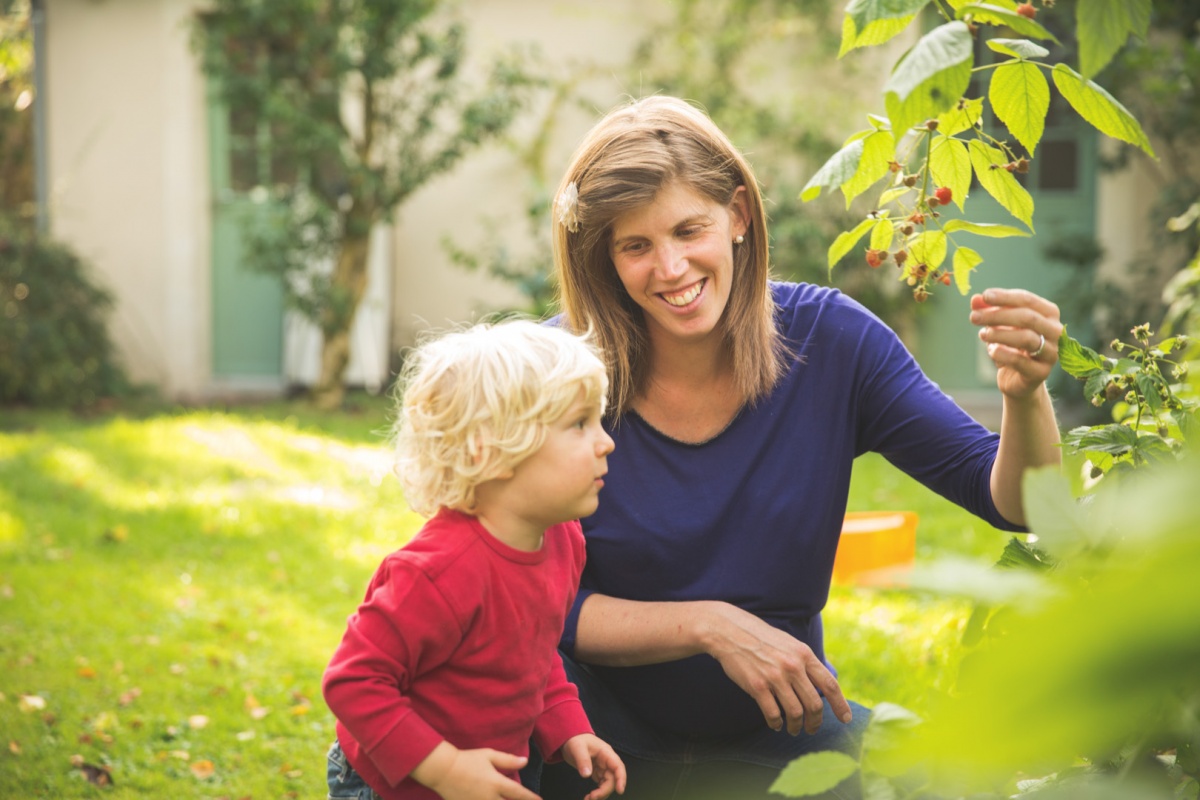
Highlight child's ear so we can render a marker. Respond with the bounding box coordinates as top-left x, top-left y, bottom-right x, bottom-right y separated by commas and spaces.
492, 467, 515, 481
